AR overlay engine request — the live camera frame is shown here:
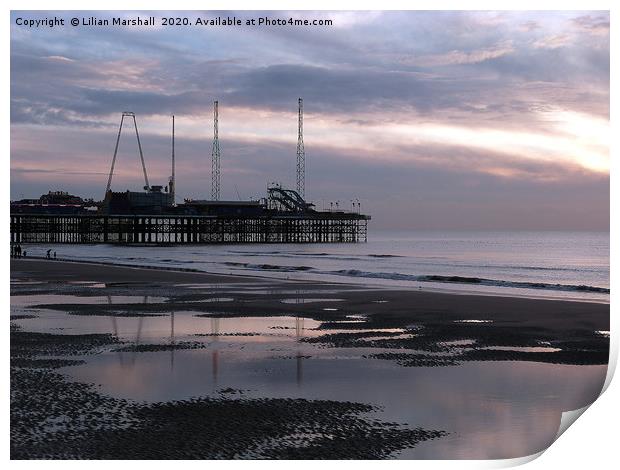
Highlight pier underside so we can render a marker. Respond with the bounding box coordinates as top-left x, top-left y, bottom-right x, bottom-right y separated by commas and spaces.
11, 214, 369, 244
